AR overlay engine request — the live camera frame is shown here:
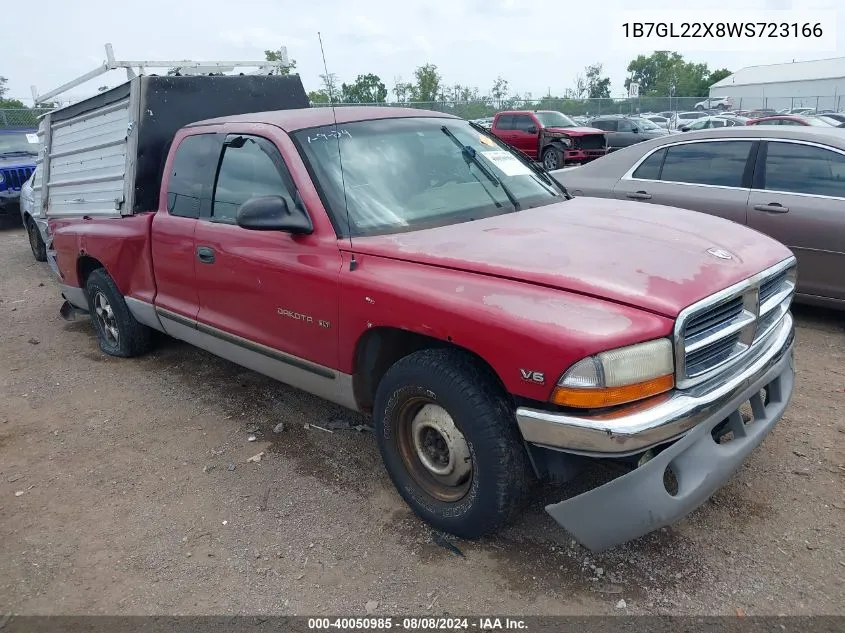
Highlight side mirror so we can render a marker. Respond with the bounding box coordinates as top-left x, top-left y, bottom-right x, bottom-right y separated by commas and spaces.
679, 126, 689, 132
631, 127, 639, 134
526, 126, 538, 134
236, 195, 313, 234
